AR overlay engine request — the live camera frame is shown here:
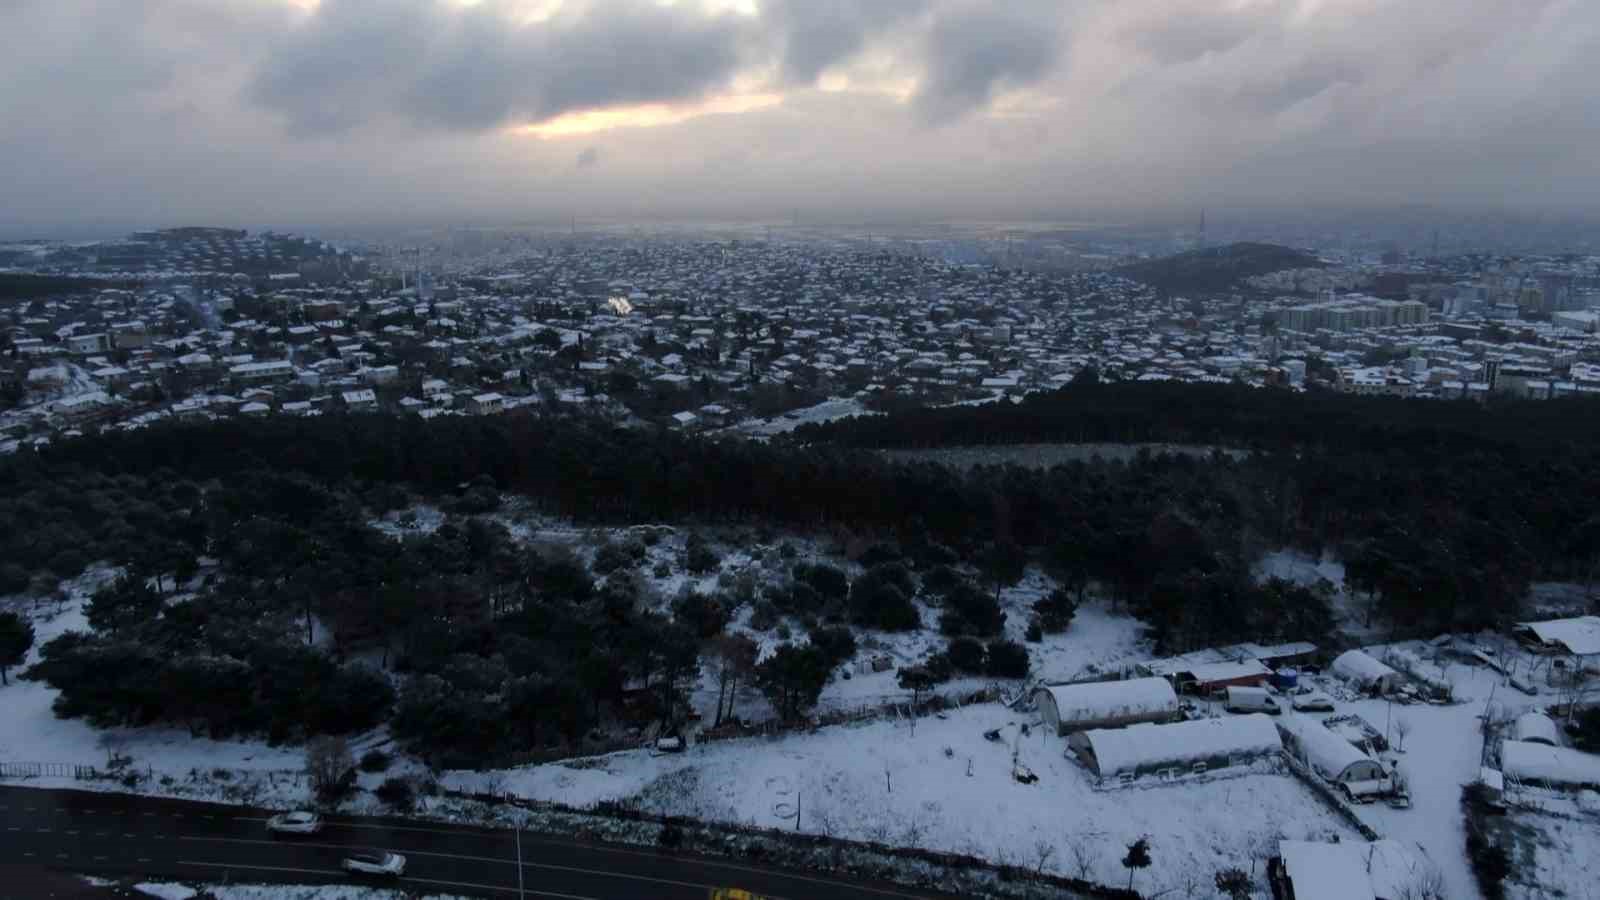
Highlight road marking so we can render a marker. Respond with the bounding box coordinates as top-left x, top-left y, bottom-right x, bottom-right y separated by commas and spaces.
94, 855, 107, 861
179, 860, 341, 878
67, 830, 79, 835
55, 853, 67, 859
22, 852, 33, 858
124, 833, 137, 838
404, 875, 597, 899
138, 858, 152, 863
143, 812, 156, 817
95, 831, 110, 837
179, 835, 723, 894
5, 827, 17, 832
35, 828, 51, 833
